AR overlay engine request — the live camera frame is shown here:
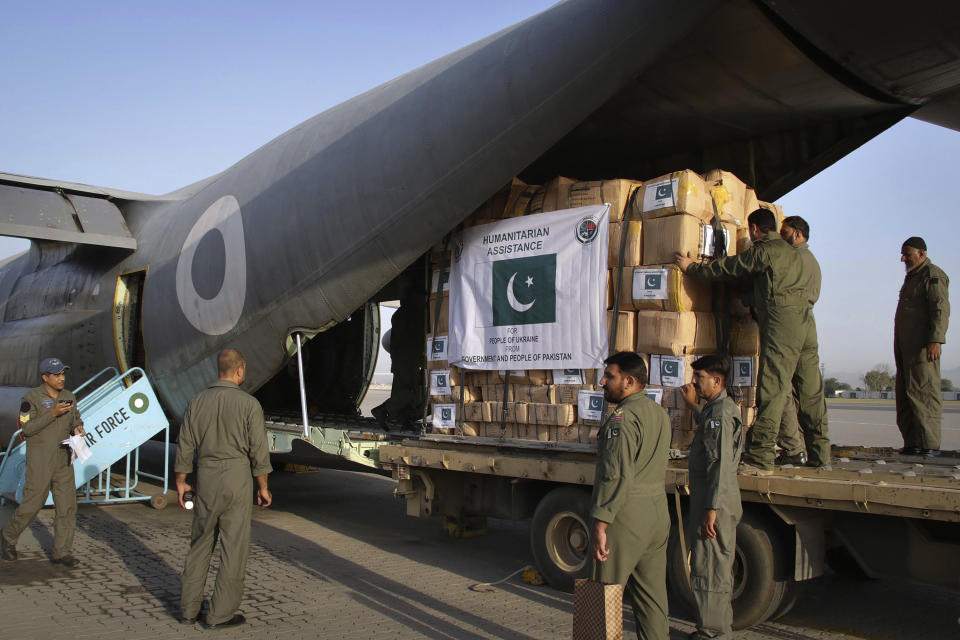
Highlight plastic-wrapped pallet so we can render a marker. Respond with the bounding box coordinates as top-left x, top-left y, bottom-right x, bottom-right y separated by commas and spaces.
618, 265, 712, 312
